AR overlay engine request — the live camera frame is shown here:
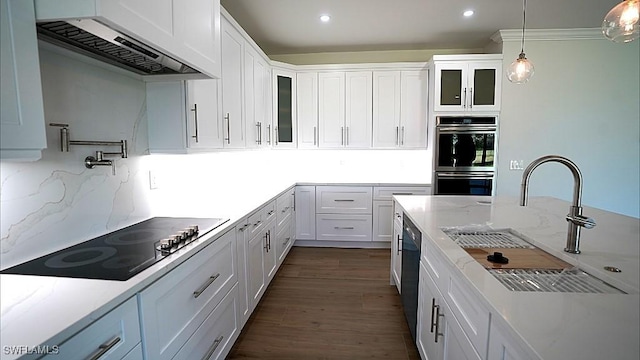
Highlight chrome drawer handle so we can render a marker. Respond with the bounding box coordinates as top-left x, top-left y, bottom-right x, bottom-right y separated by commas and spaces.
254, 220, 262, 227
88, 336, 121, 360
267, 210, 275, 215
333, 199, 355, 202
283, 237, 291, 246
434, 304, 444, 343
334, 226, 355, 230
397, 235, 402, 255
202, 335, 224, 360
193, 273, 221, 298
430, 298, 437, 333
